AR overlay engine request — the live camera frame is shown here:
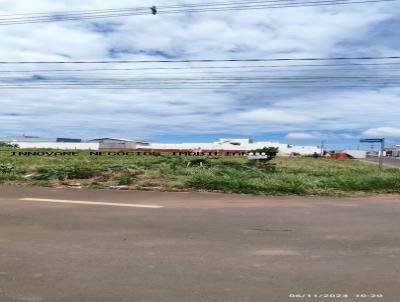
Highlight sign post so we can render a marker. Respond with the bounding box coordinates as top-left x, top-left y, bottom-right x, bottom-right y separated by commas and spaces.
360, 138, 385, 173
